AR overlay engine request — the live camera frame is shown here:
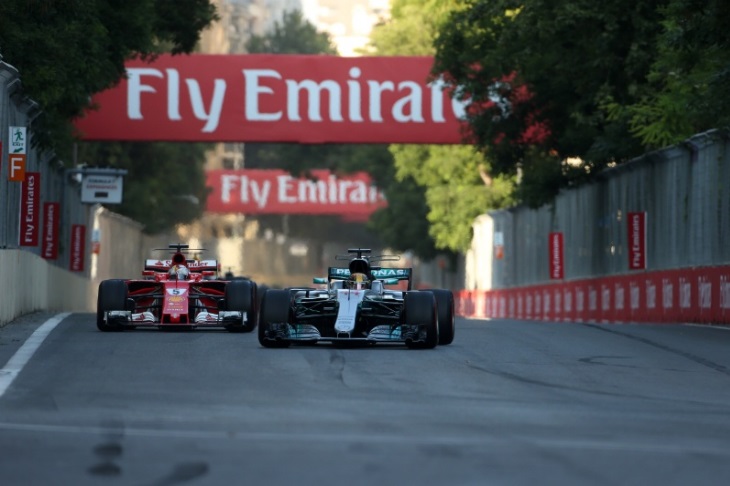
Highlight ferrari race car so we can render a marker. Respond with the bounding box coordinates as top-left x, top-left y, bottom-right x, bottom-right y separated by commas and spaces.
258, 248, 455, 349
96, 244, 258, 332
